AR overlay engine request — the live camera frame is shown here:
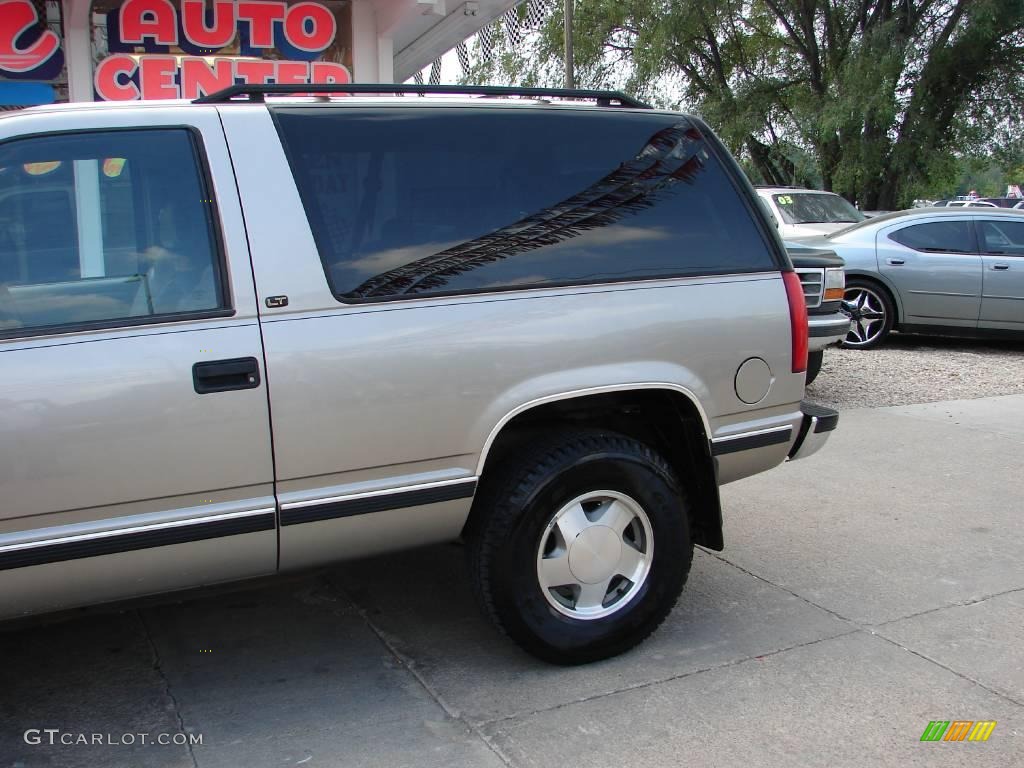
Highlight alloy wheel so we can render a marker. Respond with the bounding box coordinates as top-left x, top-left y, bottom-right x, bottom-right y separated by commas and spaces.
844, 286, 888, 347
536, 490, 654, 621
